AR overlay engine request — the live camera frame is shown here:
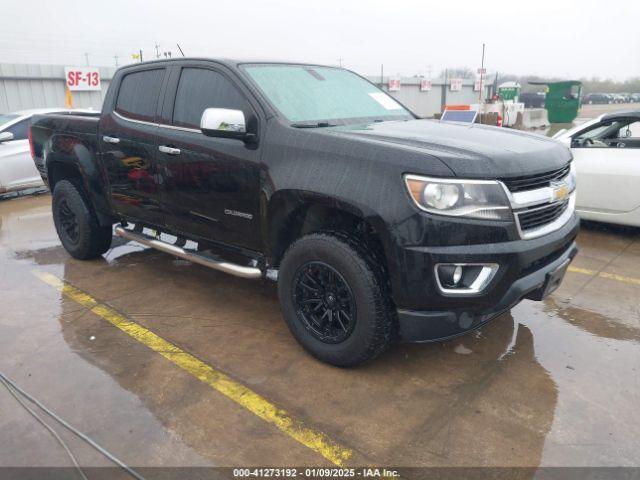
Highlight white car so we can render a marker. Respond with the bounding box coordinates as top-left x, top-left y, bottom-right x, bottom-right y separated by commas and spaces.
0, 108, 92, 195
554, 110, 640, 227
